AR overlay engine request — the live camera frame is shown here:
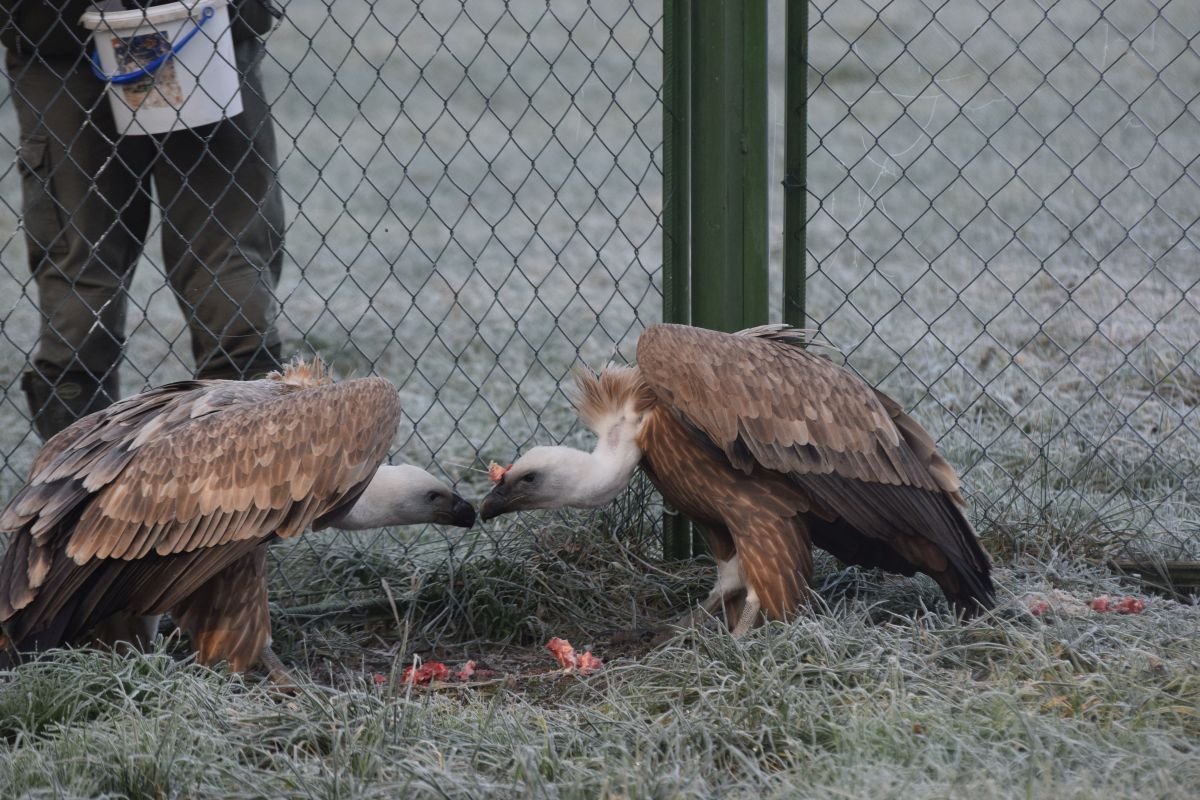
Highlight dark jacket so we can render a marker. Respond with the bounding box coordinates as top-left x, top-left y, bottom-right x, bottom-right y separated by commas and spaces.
0, 0, 278, 57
